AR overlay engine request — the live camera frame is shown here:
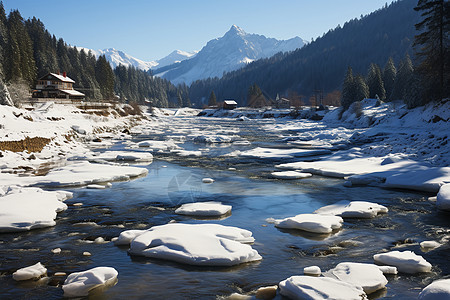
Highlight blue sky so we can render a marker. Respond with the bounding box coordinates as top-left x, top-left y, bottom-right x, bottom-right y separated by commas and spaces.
3, 0, 391, 61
